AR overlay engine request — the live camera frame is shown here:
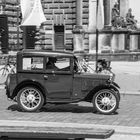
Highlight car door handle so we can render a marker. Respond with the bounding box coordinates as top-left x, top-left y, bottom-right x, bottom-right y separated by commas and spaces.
44, 75, 48, 80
